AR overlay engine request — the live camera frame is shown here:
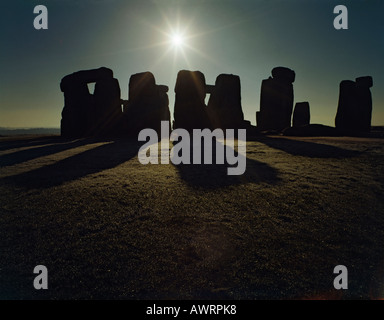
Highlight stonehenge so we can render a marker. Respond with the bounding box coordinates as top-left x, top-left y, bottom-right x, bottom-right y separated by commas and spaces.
59, 67, 374, 139
257, 67, 295, 132
335, 76, 373, 133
